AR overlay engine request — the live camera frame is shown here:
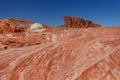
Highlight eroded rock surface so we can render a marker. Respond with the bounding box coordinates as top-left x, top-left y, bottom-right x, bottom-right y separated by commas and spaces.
0, 32, 55, 50
0, 20, 24, 33
0, 27, 120, 80
0, 17, 120, 80
64, 16, 101, 28
1, 18, 34, 29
